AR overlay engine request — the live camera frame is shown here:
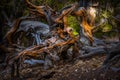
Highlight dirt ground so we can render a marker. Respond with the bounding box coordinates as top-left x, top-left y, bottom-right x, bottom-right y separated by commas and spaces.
1, 55, 119, 80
